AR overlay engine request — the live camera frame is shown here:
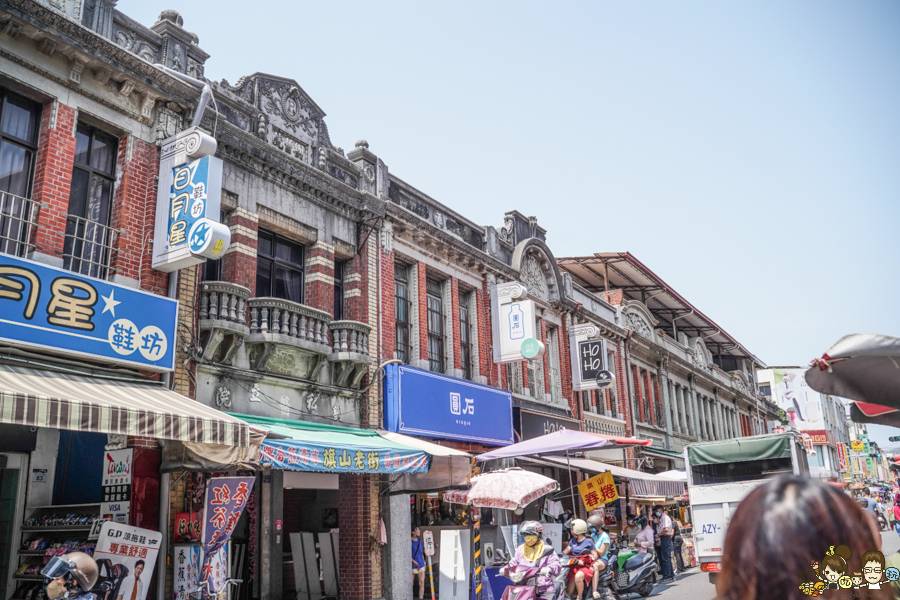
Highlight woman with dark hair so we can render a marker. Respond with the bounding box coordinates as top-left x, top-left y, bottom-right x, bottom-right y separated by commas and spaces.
714, 475, 893, 600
